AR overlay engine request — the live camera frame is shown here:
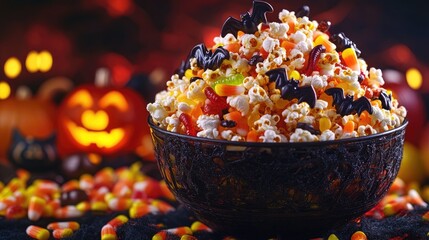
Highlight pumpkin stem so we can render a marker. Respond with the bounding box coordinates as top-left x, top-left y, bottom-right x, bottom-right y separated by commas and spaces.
16, 86, 32, 99
95, 68, 111, 87
37, 77, 74, 102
